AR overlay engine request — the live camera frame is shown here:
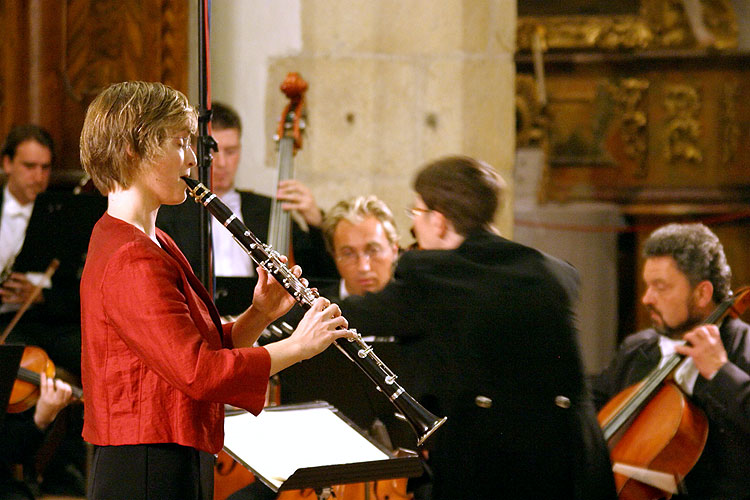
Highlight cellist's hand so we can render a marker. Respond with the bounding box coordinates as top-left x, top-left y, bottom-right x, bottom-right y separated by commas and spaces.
34, 373, 73, 431
675, 324, 728, 379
